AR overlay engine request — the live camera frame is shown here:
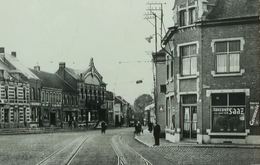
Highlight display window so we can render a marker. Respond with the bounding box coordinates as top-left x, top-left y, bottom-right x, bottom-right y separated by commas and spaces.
211, 93, 245, 132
